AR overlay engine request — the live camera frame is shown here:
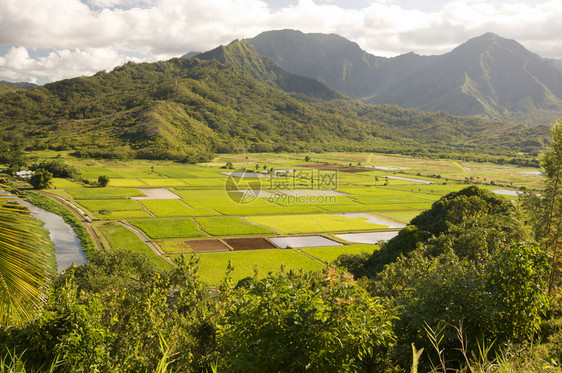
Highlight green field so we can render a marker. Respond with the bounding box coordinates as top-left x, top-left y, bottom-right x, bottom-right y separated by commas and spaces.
130, 218, 206, 239
51, 178, 83, 189
21, 150, 543, 284
195, 217, 277, 236
300, 244, 378, 264
193, 249, 325, 285
67, 188, 144, 199
157, 240, 194, 254
97, 222, 171, 270
108, 179, 149, 187
140, 199, 219, 217
246, 213, 387, 234
78, 199, 144, 212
